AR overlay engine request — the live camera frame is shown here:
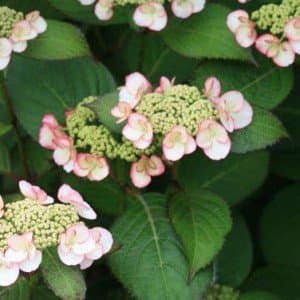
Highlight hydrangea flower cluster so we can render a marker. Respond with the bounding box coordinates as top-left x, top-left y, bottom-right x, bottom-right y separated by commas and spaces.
227, 0, 300, 67
78, 0, 206, 31
0, 7, 47, 70
39, 73, 253, 189
0, 181, 113, 287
